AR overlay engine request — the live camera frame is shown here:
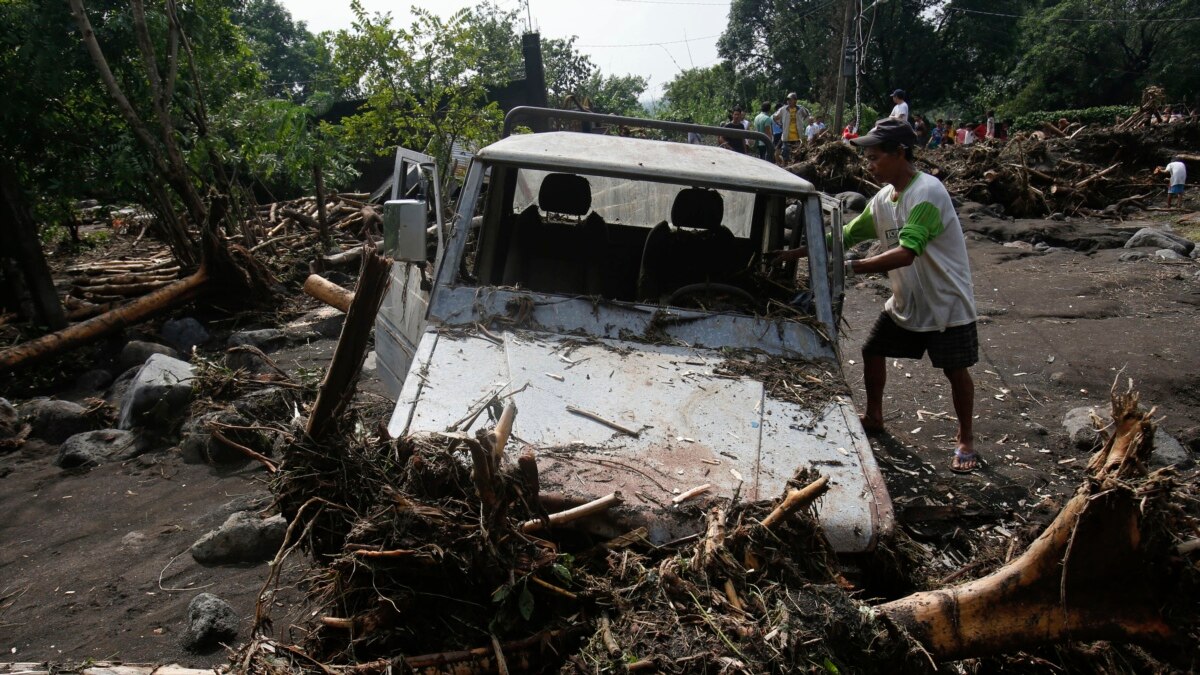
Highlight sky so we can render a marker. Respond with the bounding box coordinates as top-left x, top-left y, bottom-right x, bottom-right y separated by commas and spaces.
277, 0, 732, 99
